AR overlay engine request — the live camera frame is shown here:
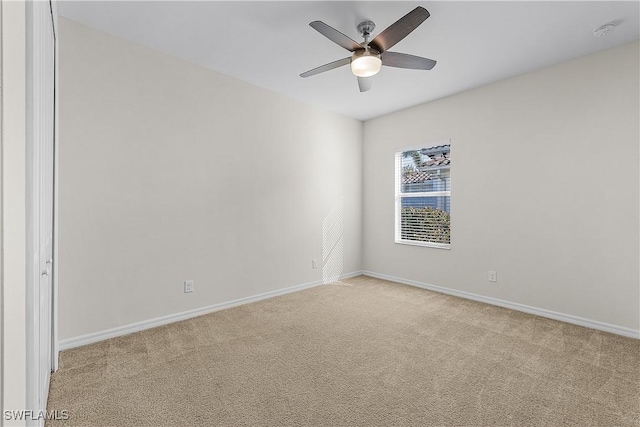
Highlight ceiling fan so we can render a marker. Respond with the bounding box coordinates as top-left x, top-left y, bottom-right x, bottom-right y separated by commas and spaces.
300, 6, 437, 92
